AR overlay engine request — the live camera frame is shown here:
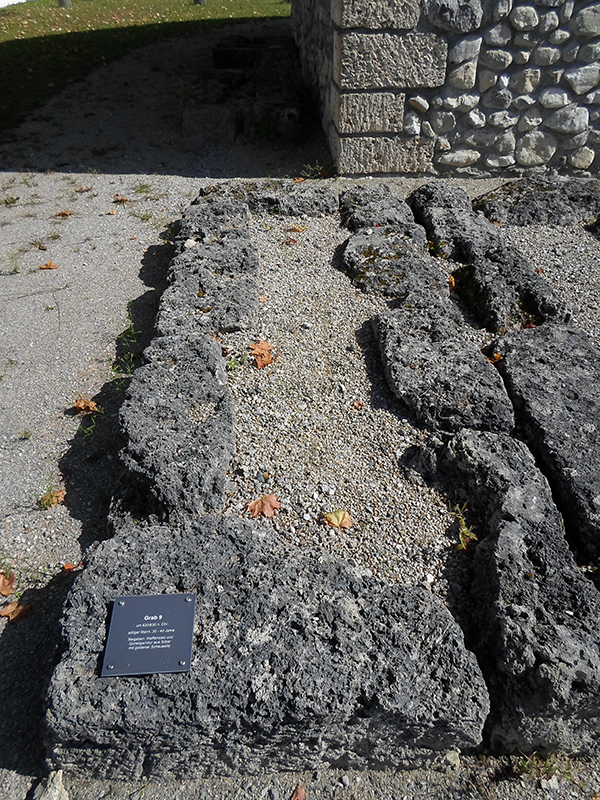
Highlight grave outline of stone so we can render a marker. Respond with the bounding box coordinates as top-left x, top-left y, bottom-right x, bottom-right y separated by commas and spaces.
291, 0, 600, 174
46, 178, 600, 779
